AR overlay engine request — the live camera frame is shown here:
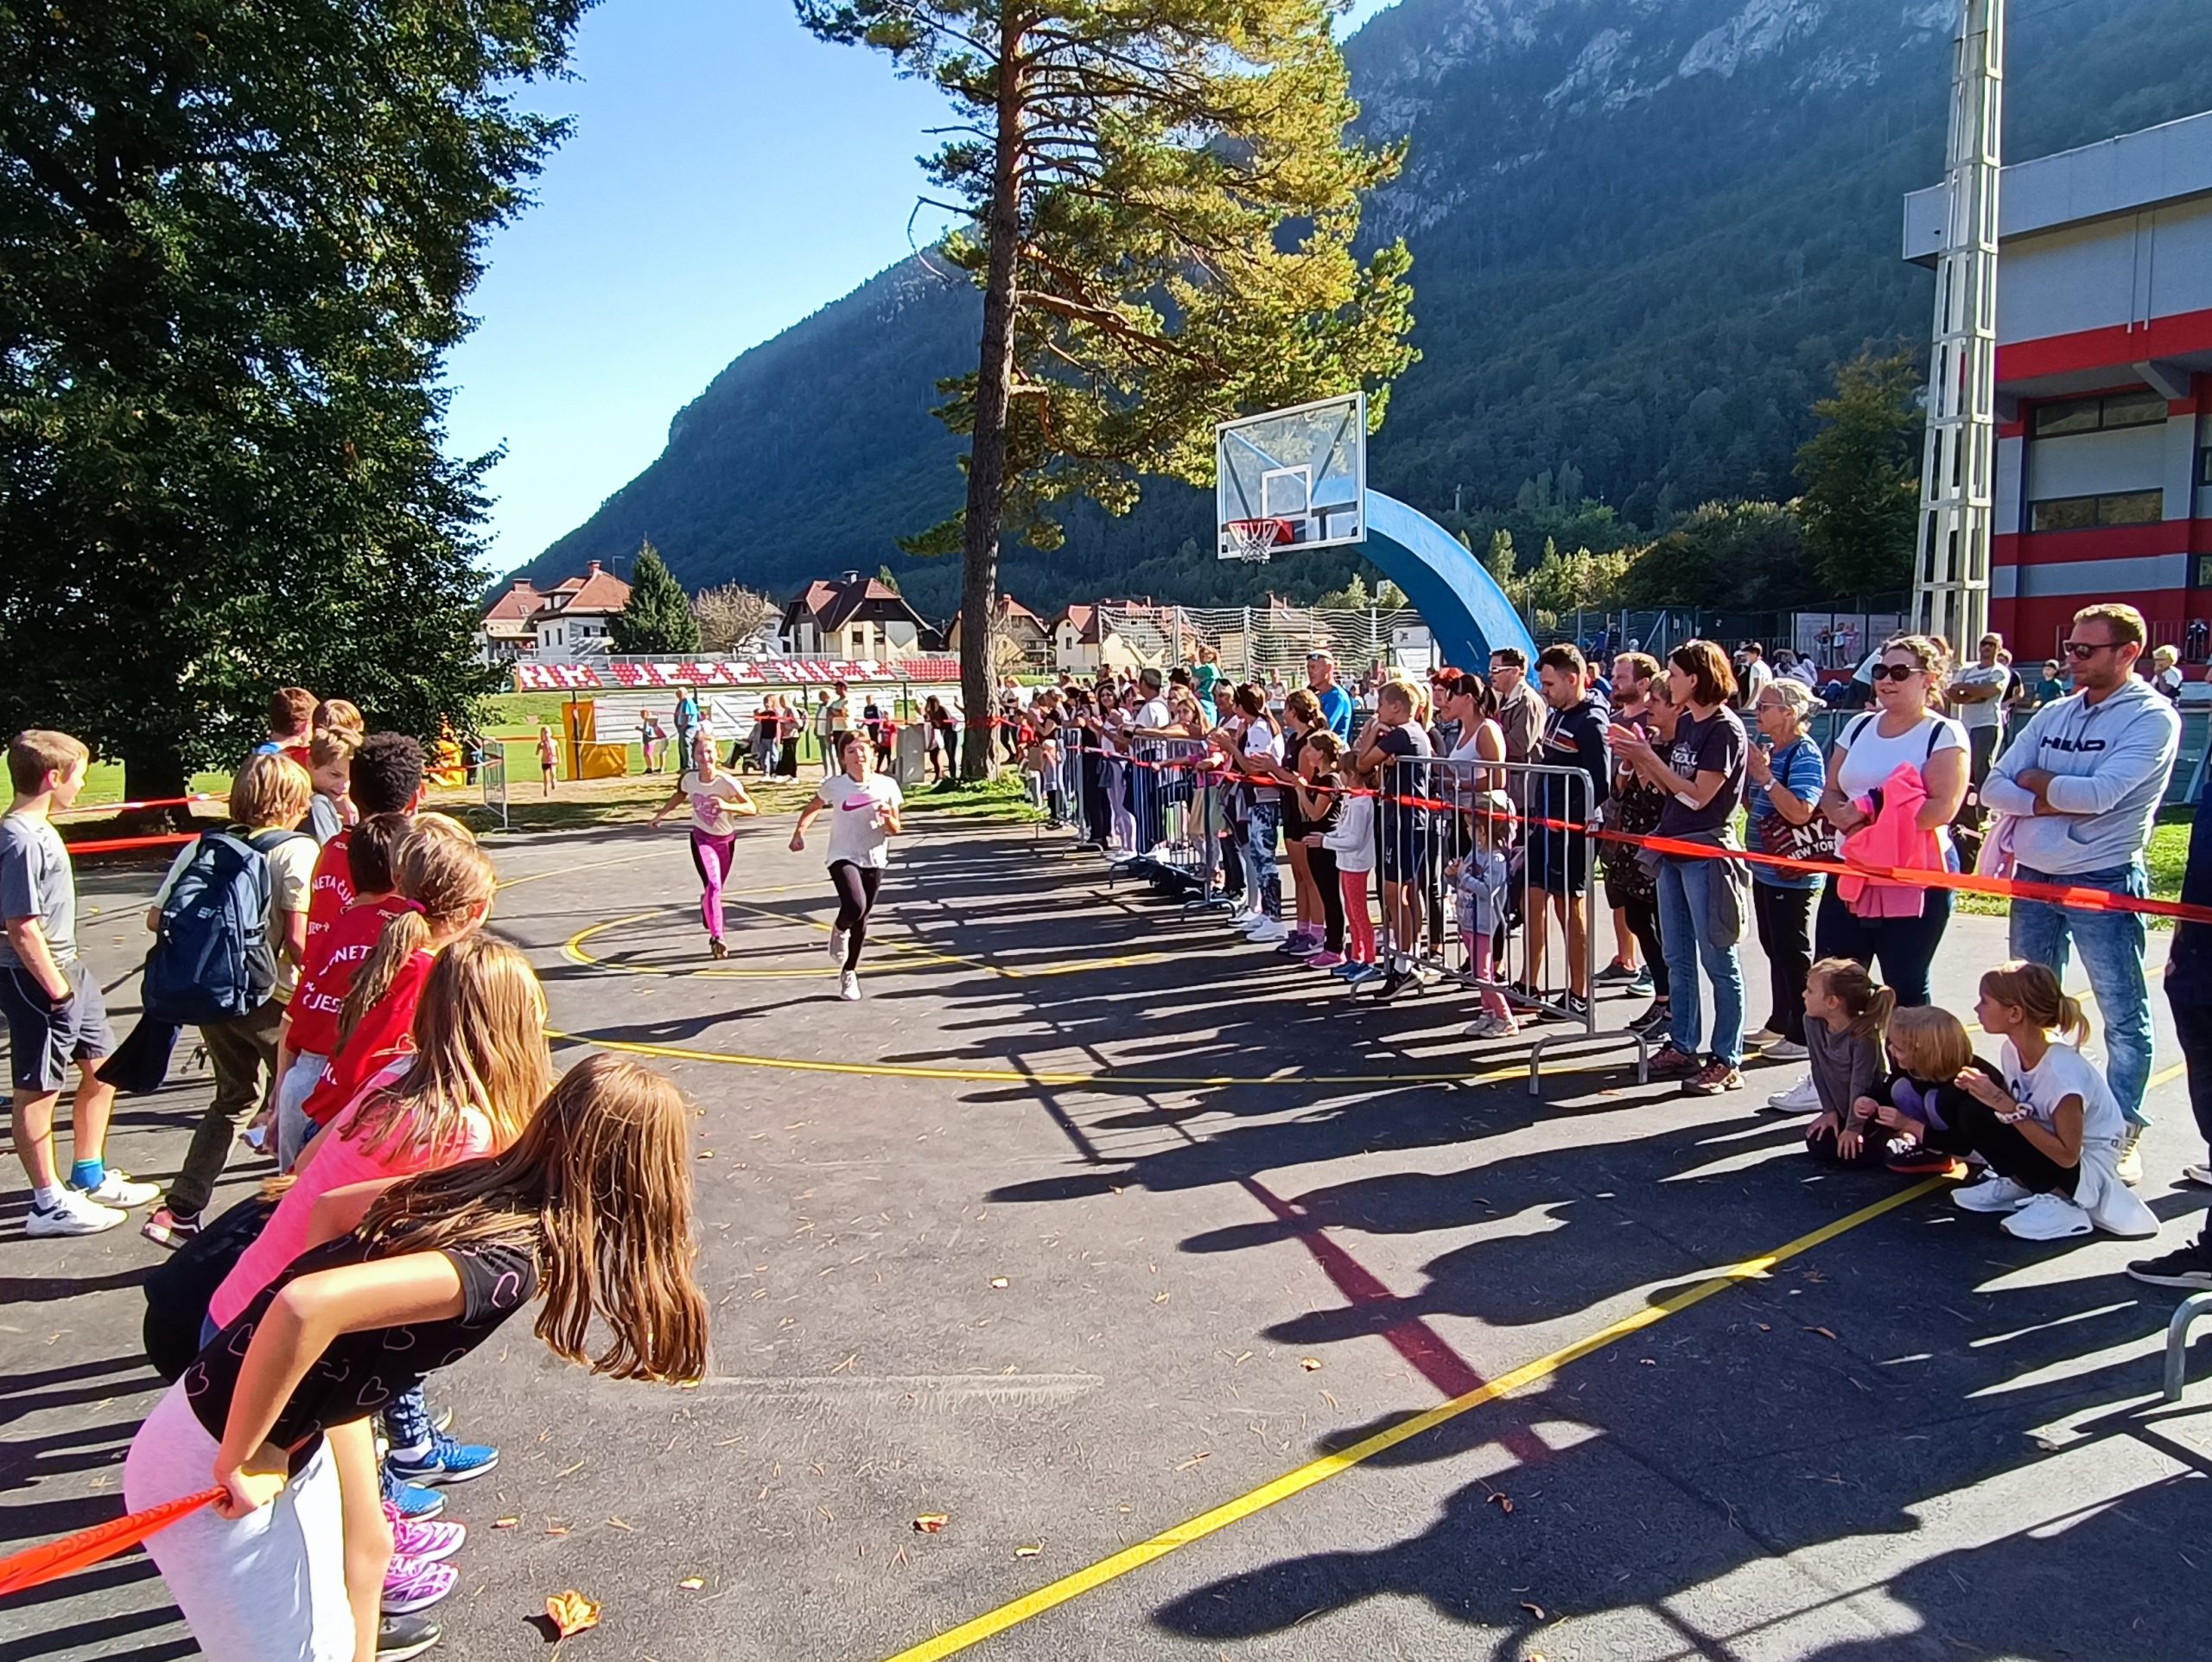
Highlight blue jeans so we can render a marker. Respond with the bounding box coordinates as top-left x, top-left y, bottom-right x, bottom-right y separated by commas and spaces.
2009, 861, 2152, 1128
1658, 856, 1745, 1066
1243, 802, 1282, 919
